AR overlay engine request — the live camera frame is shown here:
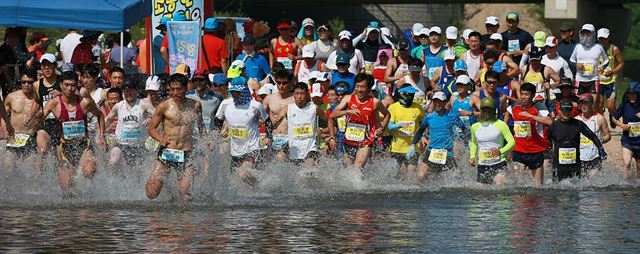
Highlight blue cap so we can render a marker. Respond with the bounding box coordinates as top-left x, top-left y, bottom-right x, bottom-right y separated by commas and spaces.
398, 86, 417, 94
629, 81, 640, 93
229, 77, 248, 92
334, 82, 350, 93
368, 21, 380, 29
203, 18, 222, 32
336, 53, 350, 65
173, 11, 187, 21
156, 17, 171, 29
492, 60, 507, 73
454, 59, 467, 71
243, 35, 256, 45
211, 73, 227, 86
